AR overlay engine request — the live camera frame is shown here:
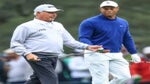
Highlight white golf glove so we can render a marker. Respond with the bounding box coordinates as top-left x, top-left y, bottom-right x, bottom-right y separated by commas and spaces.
131, 54, 141, 63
